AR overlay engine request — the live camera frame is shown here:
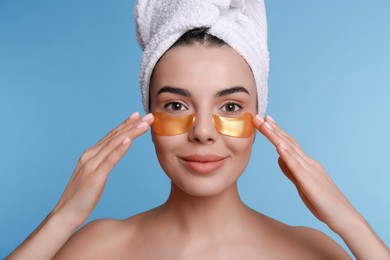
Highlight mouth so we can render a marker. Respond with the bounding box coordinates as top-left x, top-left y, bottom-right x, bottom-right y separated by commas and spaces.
179, 154, 228, 174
